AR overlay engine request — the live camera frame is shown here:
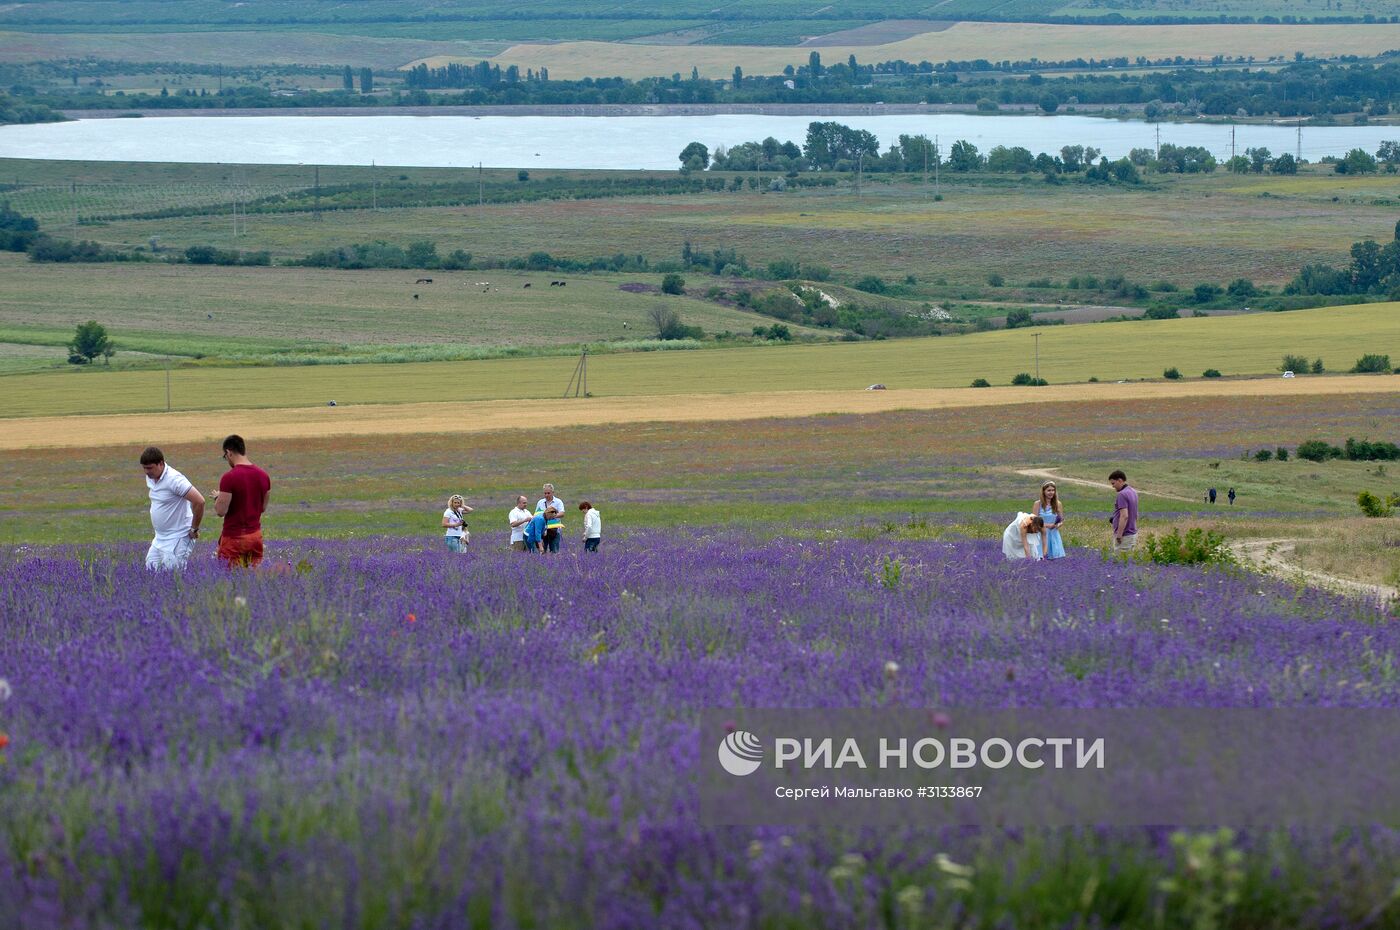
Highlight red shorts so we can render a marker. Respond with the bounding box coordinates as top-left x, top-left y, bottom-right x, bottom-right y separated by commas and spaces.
217, 530, 264, 568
